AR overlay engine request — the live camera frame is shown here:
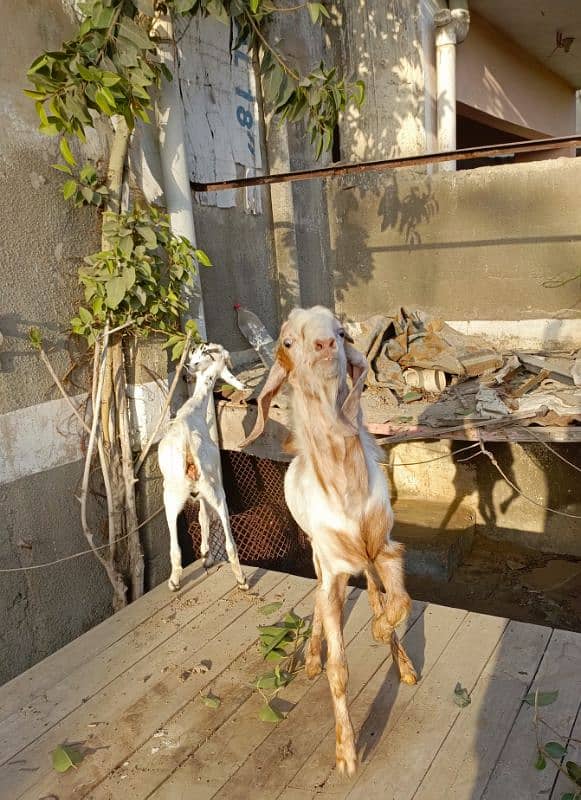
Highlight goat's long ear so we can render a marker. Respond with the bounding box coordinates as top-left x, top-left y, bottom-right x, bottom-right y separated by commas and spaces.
239, 354, 289, 447
341, 342, 368, 432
